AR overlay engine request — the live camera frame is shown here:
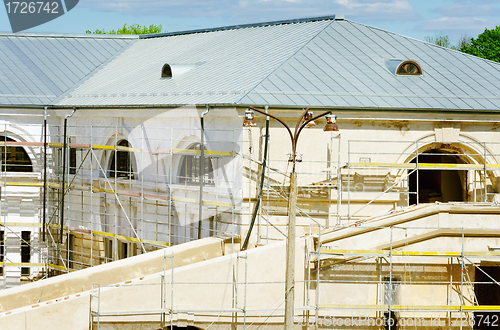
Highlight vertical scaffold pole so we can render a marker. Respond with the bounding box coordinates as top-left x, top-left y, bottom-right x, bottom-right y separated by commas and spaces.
43, 107, 47, 241
90, 125, 93, 267
168, 128, 173, 247
484, 142, 487, 202
113, 127, 118, 261
460, 228, 465, 330
347, 140, 351, 220
141, 125, 144, 251
61, 108, 76, 243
